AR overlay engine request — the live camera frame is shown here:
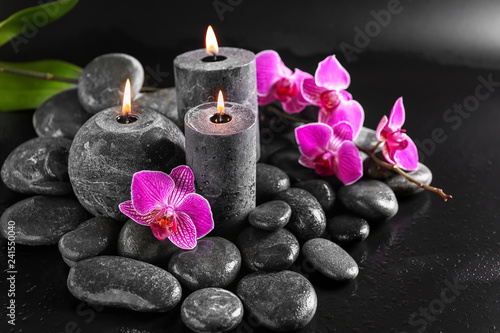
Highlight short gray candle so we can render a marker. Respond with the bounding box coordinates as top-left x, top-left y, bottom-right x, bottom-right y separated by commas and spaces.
68, 106, 185, 221
185, 101, 256, 238
174, 46, 259, 157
